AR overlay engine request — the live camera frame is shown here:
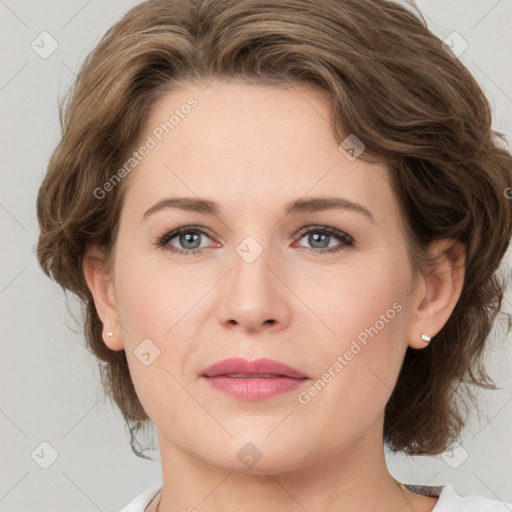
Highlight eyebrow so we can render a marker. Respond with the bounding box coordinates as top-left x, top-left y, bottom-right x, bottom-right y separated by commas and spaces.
142, 196, 375, 222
